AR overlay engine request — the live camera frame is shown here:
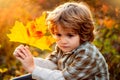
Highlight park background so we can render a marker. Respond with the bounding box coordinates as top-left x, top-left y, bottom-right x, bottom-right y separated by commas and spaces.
0, 0, 120, 80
